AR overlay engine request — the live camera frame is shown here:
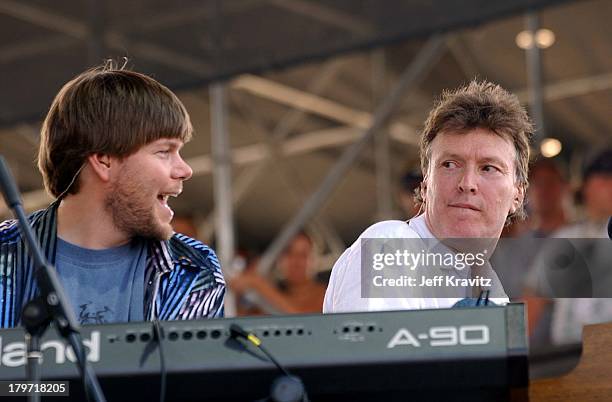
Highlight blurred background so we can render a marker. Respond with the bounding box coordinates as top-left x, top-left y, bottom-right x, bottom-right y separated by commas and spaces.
0, 0, 611, 379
